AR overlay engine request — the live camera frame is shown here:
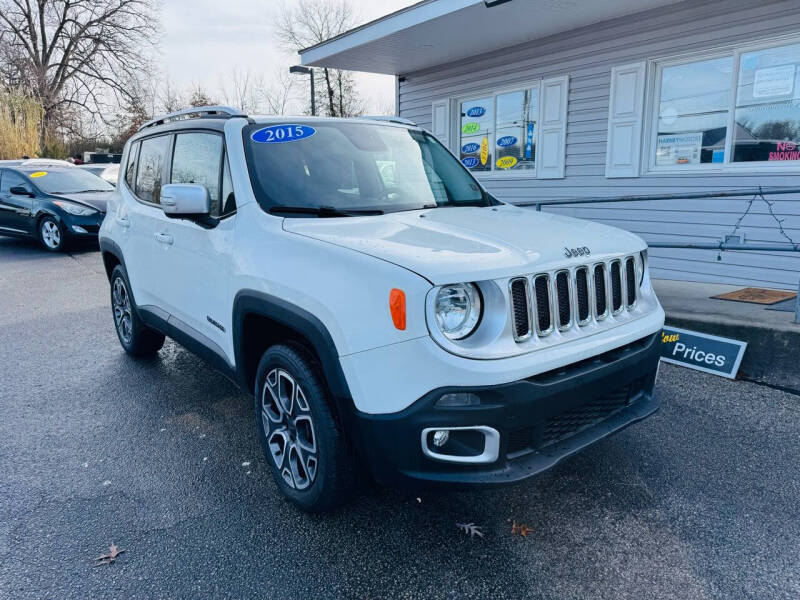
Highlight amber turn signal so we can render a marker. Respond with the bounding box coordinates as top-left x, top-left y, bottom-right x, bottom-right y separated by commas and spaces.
389, 288, 406, 330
